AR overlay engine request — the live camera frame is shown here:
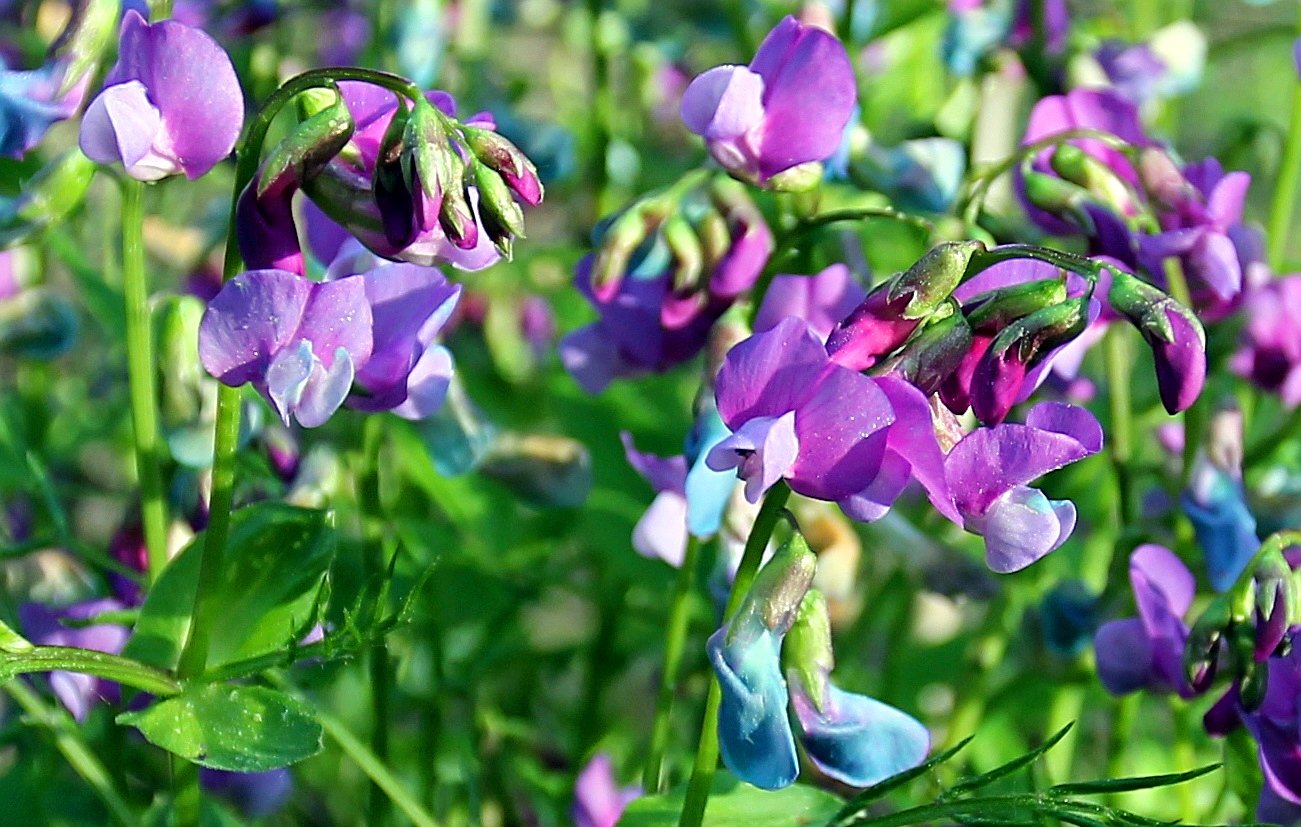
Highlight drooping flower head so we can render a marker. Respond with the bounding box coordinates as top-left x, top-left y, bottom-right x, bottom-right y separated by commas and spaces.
80, 11, 243, 181
680, 16, 856, 186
